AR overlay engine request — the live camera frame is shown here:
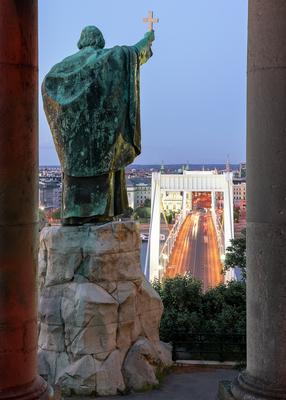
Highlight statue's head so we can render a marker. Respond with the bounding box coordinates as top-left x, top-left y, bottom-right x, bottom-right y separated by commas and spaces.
77, 26, 105, 50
